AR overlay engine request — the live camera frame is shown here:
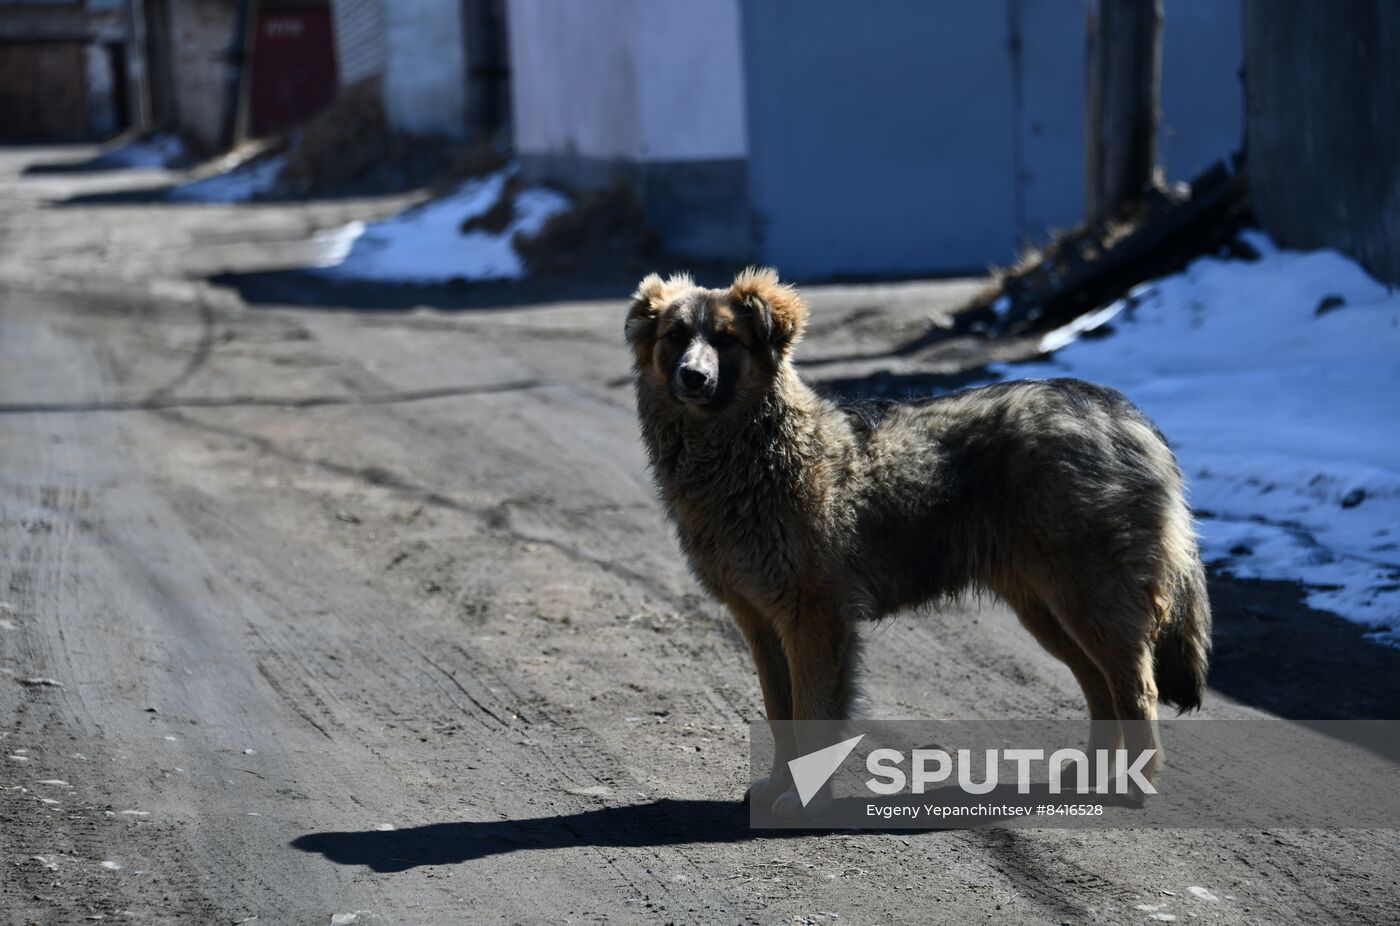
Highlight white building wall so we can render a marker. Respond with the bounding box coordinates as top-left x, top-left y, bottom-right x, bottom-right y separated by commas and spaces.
382, 0, 469, 136
507, 0, 747, 164
631, 0, 747, 161
508, 0, 640, 160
